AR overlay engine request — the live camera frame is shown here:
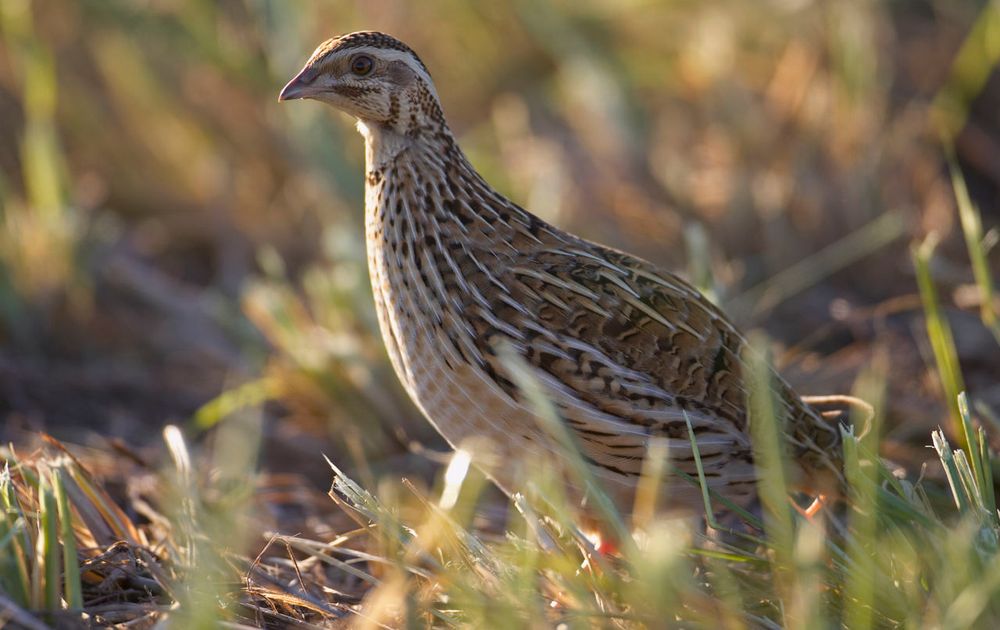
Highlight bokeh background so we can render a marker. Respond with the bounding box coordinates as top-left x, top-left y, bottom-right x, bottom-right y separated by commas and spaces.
1, 0, 998, 486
